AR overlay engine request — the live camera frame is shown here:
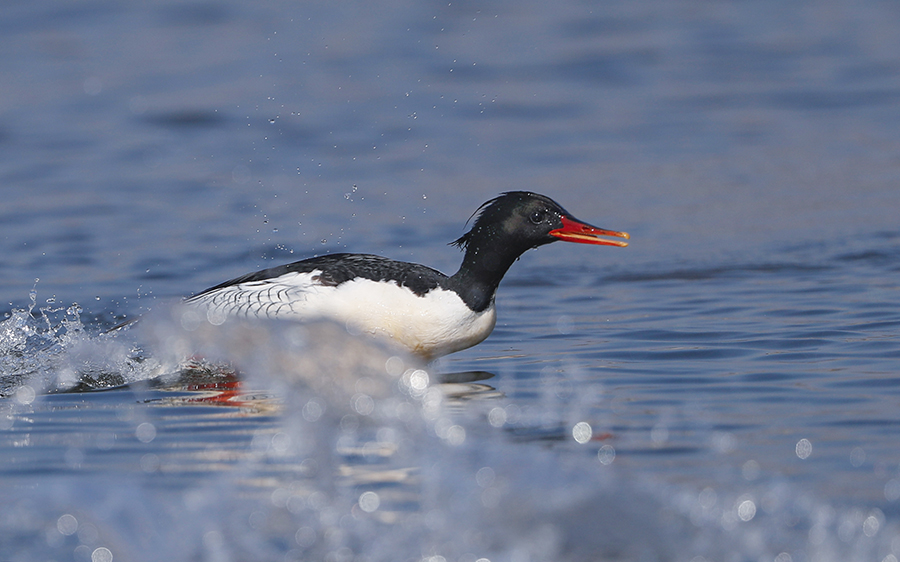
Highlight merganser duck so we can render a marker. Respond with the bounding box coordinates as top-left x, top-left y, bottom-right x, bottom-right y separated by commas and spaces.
186, 192, 628, 360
